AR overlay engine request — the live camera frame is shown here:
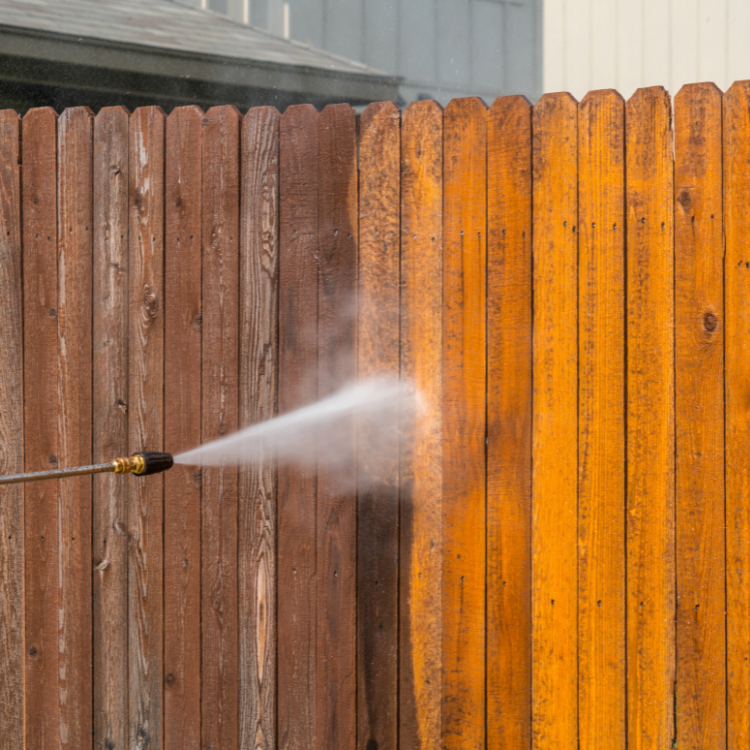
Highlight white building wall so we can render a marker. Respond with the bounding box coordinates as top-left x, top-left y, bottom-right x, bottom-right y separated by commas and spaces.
544, 0, 750, 100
